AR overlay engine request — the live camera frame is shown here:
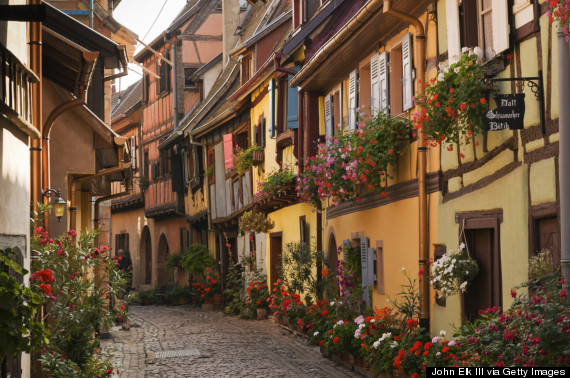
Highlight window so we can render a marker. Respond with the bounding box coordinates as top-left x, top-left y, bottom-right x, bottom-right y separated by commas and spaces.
179, 228, 189, 252
347, 69, 358, 130
115, 232, 130, 252
144, 74, 150, 103
277, 77, 299, 133
207, 148, 216, 184
156, 50, 172, 95
370, 51, 389, 115
447, 0, 509, 61
254, 115, 266, 147
241, 54, 253, 84
184, 67, 197, 89
130, 136, 137, 171
144, 150, 149, 180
